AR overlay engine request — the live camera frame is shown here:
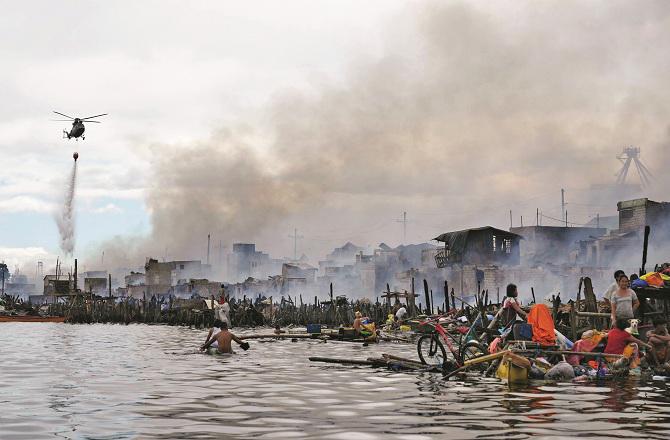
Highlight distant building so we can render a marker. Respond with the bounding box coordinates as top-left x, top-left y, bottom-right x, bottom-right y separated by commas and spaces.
579, 198, 670, 267
227, 243, 281, 282
171, 278, 222, 299
42, 275, 73, 296
282, 262, 317, 294
84, 277, 108, 296
617, 198, 670, 234
125, 272, 145, 287
4, 273, 36, 298
433, 227, 522, 267
510, 226, 606, 266
325, 242, 364, 264
144, 258, 210, 296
